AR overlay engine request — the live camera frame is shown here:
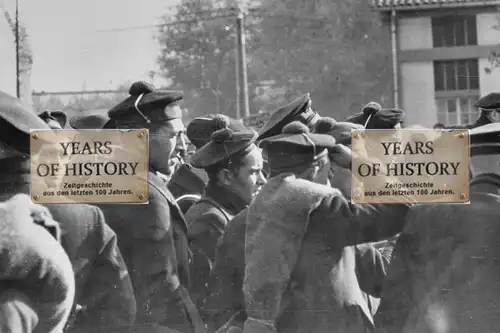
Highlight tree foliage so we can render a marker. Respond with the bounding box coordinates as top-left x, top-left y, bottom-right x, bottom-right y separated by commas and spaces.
157, 0, 393, 121
250, 0, 392, 119
157, 0, 261, 121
